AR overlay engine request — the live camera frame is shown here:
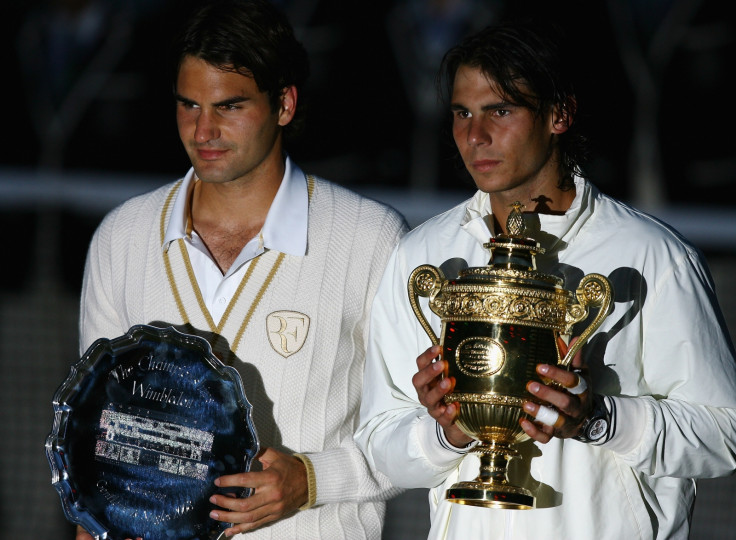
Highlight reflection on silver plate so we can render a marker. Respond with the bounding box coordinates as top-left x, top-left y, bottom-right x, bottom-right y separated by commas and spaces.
45, 325, 259, 540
